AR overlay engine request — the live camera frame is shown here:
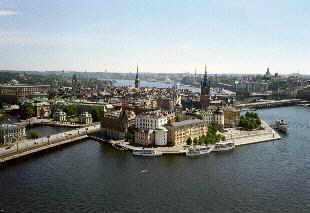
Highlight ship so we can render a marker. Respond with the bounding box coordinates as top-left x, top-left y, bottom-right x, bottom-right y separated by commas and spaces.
132, 150, 163, 157
186, 146, 214, 157
273, 120, 288, 133
213, 142, 235, 152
